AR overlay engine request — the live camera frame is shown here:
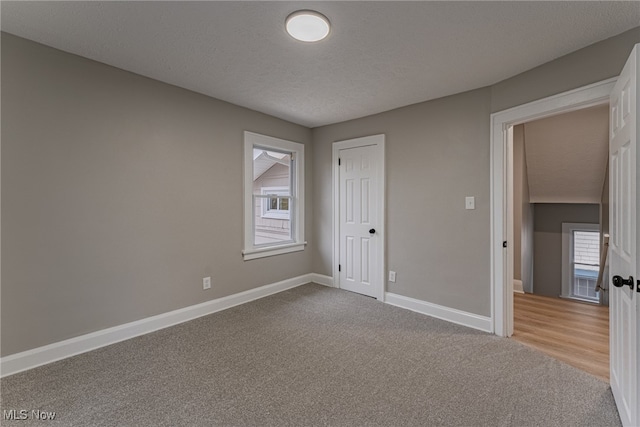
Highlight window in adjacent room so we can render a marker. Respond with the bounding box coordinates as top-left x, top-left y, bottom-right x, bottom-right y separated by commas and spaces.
562, 223, 600, 303
243, 132, 305, 260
